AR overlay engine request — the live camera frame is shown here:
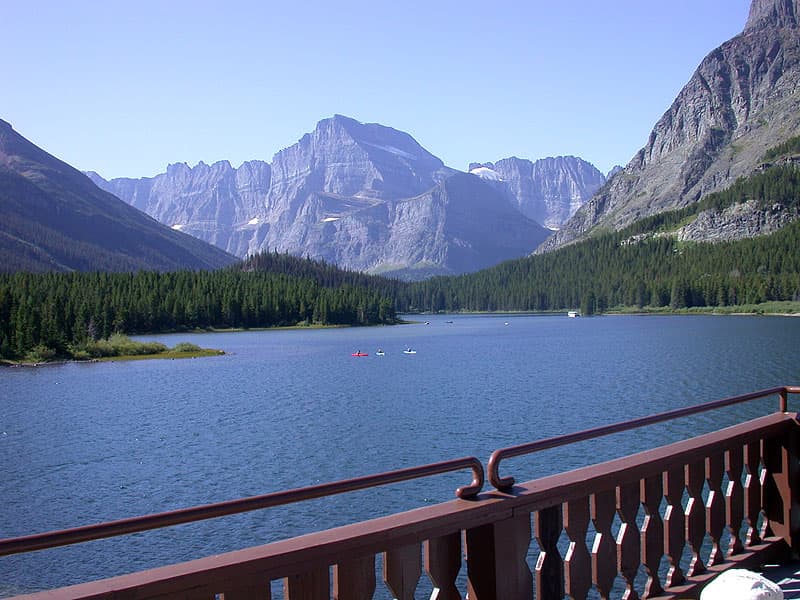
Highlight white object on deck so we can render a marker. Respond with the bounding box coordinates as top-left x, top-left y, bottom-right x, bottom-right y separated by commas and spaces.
701, 569, 783, 600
